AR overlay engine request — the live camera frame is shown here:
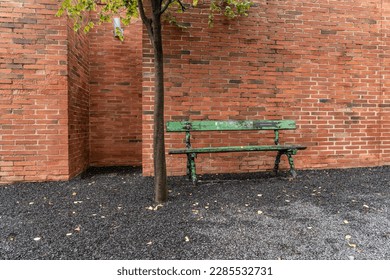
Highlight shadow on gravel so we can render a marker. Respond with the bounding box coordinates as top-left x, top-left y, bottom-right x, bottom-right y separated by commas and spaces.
0, 166, 389, 260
